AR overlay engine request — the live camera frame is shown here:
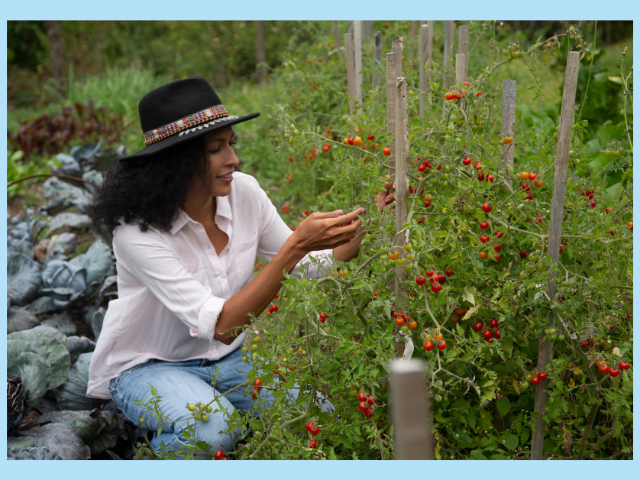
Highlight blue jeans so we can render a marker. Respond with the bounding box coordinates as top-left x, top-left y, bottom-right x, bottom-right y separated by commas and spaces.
109, 347, 329, 457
